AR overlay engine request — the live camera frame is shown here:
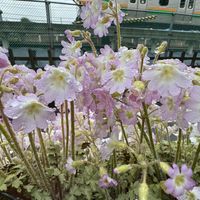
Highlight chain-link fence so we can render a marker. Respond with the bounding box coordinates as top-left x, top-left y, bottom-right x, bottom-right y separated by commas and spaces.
1, 1, 200, 68
0, 0, 80, 67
